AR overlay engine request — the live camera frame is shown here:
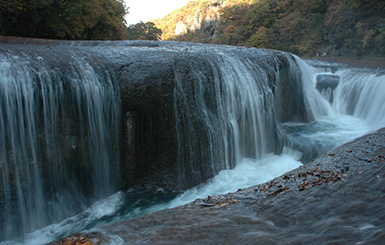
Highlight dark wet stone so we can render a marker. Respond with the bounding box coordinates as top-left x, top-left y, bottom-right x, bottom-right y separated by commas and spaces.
316, 74, 340, 91
55, 127, 385, 244
0, 39, 314, 193
0, 39, 327, 241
